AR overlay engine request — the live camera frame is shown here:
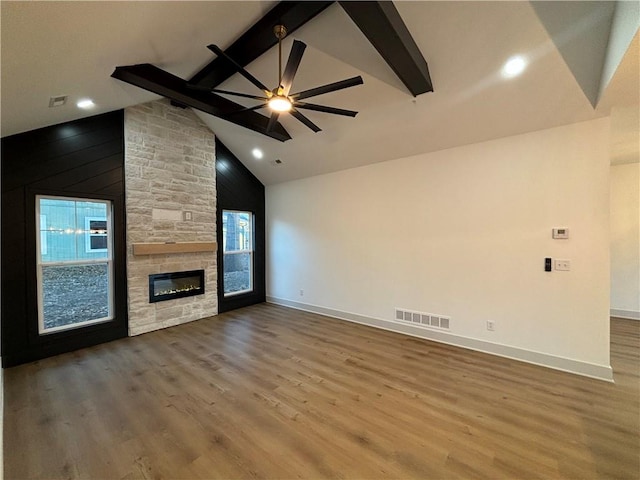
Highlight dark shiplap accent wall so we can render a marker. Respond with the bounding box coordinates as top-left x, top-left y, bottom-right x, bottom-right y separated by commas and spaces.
216, 140, 266, 312
1, 111, 128, 367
